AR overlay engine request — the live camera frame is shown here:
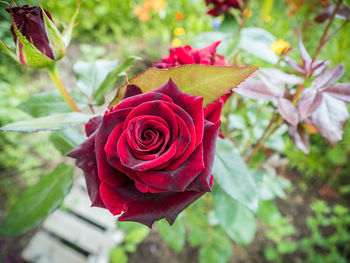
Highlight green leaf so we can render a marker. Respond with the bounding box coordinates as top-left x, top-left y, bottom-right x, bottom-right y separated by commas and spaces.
213, 185, 256, 245
18, 90, 88, 117
62, 0, 82, 46
93, 56, 141, 105
117, 221, 150, 246
110, 246, 128, 263
50, 128, 85, 155
74, 59, 119, 98
0, 112, 94, 133
213, 138, 258, 212
0, 40, 18, 62
257, 201, 282, 225
199, 228, 233, 263
0, 164, 73, 236
239, 27, 279, 64
109, 65, 258, 108
252, 170, 291, 201
157, 214, 186, 253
